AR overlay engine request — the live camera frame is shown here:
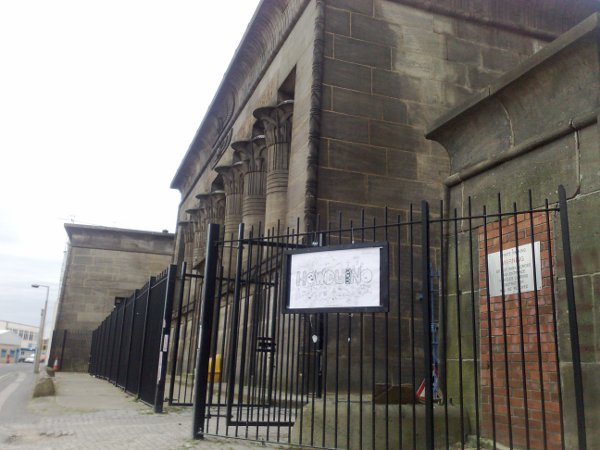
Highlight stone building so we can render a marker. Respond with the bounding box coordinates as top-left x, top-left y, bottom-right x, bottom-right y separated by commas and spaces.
168, 0, 600, 448
49, 224, 174, 371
